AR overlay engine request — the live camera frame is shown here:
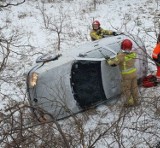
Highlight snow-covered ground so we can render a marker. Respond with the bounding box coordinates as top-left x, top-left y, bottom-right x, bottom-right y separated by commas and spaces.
1, 0, 160, 147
